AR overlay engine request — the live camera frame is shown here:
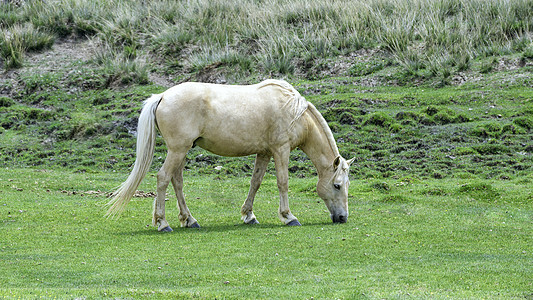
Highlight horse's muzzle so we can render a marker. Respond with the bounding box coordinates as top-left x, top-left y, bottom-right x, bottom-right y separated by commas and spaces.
331, 214, 347, 223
